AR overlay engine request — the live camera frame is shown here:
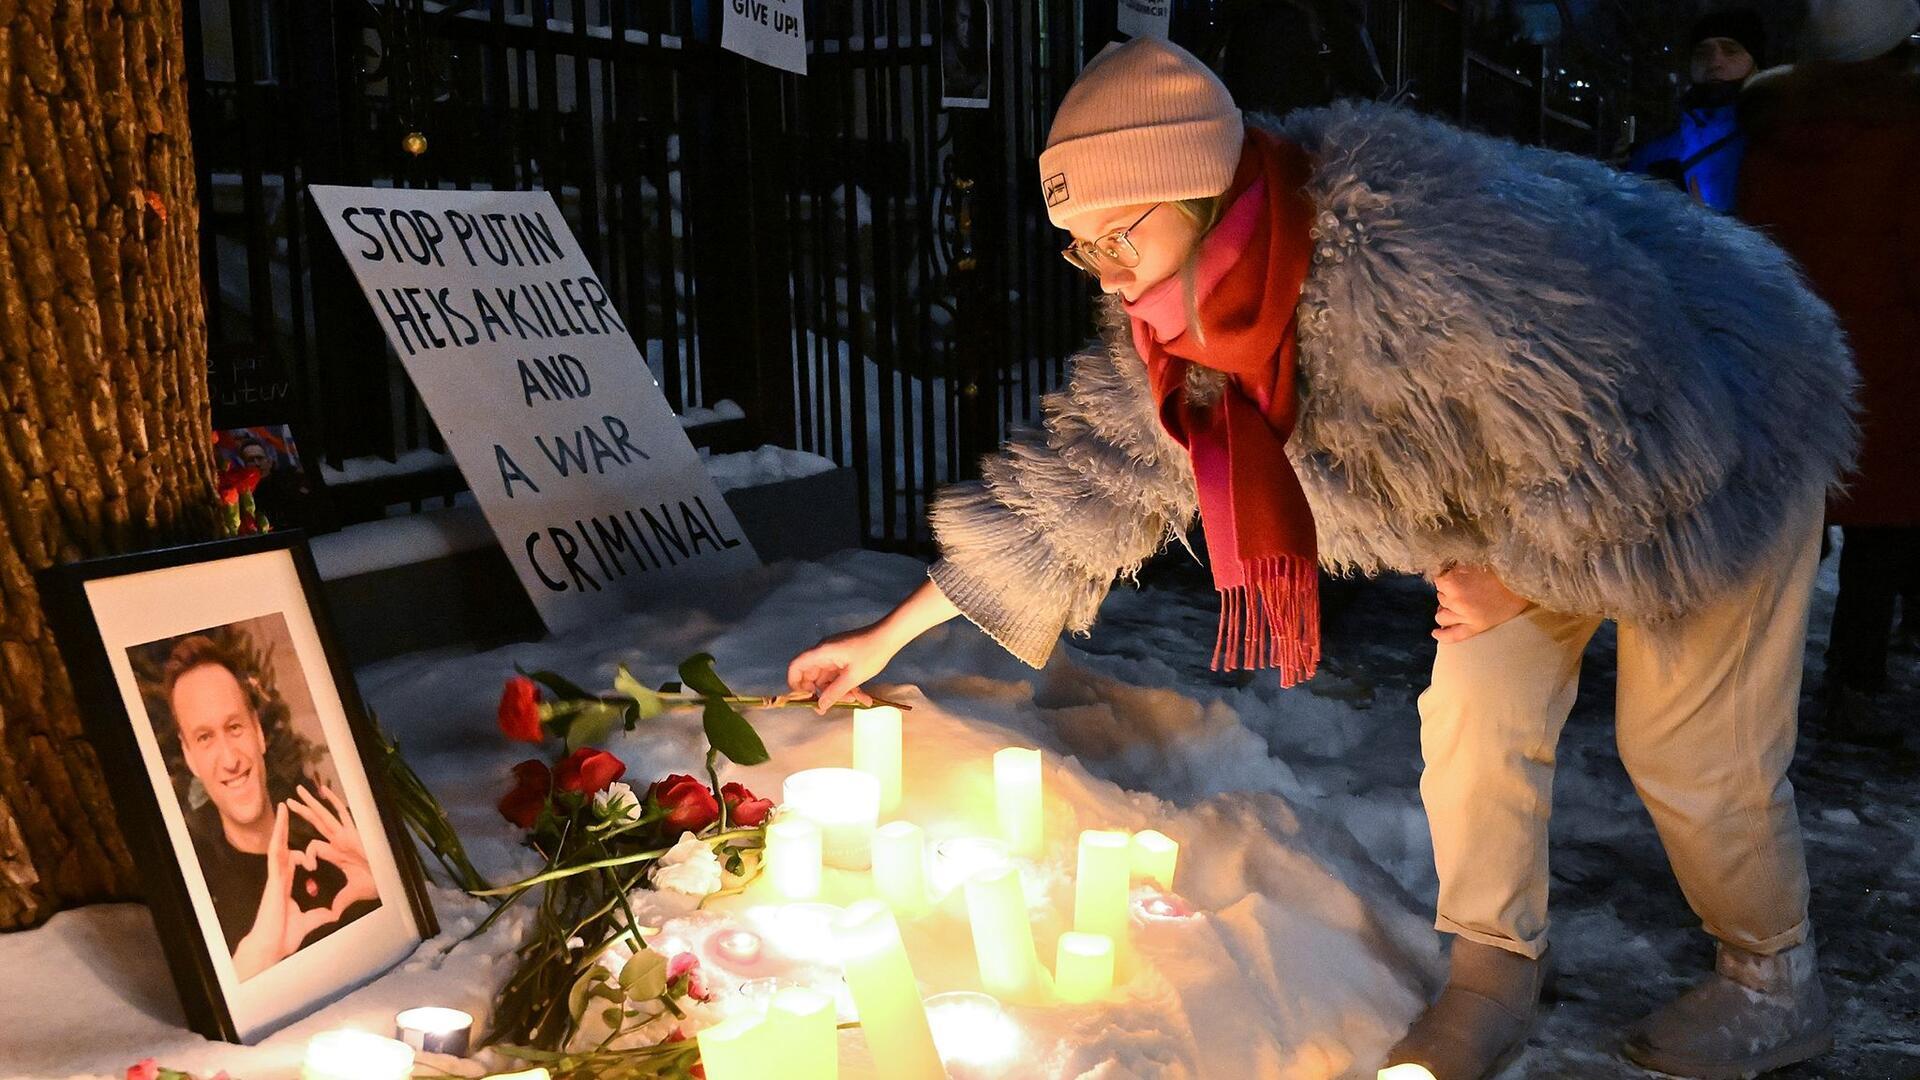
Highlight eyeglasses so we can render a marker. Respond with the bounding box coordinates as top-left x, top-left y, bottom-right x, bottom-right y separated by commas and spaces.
1060, 203, 1163, 275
